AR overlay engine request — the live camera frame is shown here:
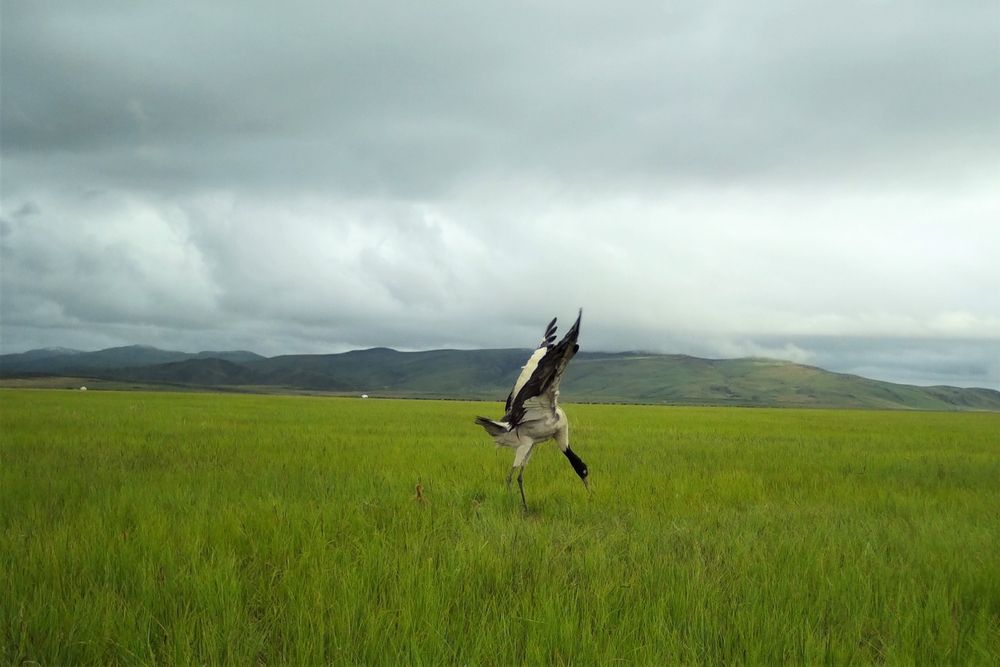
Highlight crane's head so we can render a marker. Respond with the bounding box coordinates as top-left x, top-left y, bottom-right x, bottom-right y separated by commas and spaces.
563, 447, 590, 493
